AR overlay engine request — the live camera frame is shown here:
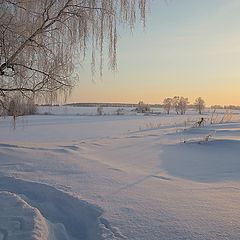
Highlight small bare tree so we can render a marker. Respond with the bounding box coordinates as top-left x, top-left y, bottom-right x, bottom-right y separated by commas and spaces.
194, 97, 205, 114
0, 0, 148, 112
6, 94, 36, 127
7, 95, 23, 117
162, 97, 172, 114
136, 101, 150, 113
7, 94, 37, 115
